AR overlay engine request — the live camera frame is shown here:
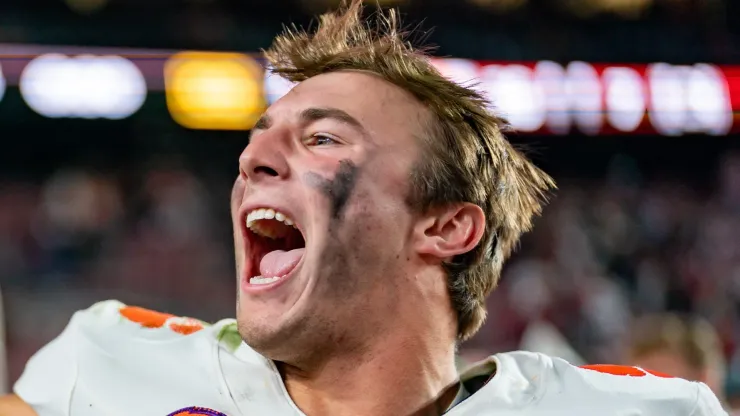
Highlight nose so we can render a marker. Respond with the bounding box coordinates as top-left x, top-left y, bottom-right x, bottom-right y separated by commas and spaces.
239, 130, 291, 183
